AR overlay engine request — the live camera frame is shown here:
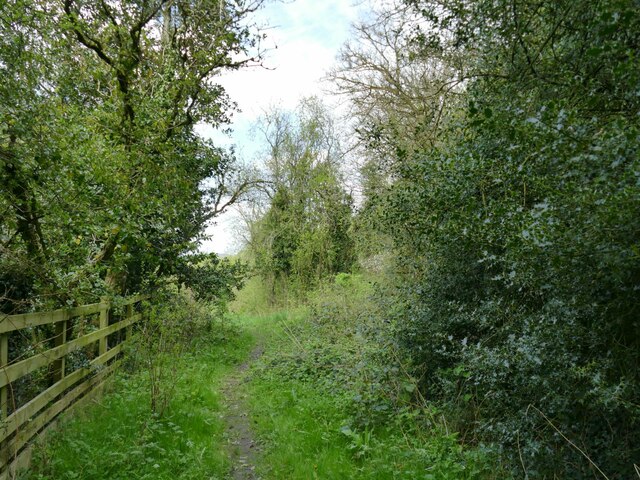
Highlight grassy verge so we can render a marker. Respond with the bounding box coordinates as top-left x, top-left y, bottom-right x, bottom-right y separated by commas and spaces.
23, 322, 254, 480
23, 276, 504, 480
232, 282, 501, 479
